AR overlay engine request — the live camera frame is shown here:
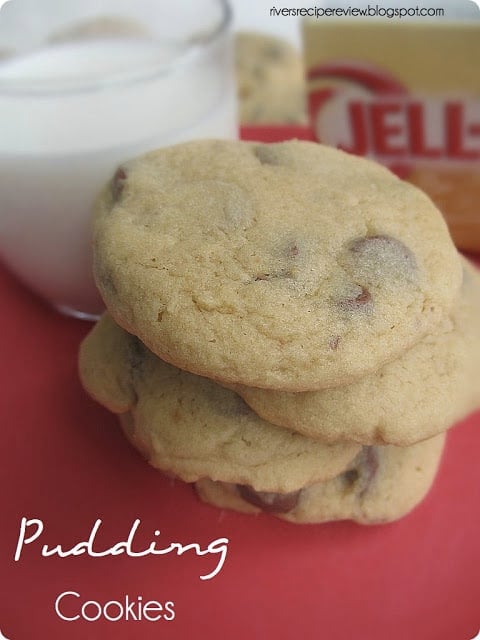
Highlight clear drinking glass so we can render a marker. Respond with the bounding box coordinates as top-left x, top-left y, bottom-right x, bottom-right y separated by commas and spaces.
0, 0, 237, 319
